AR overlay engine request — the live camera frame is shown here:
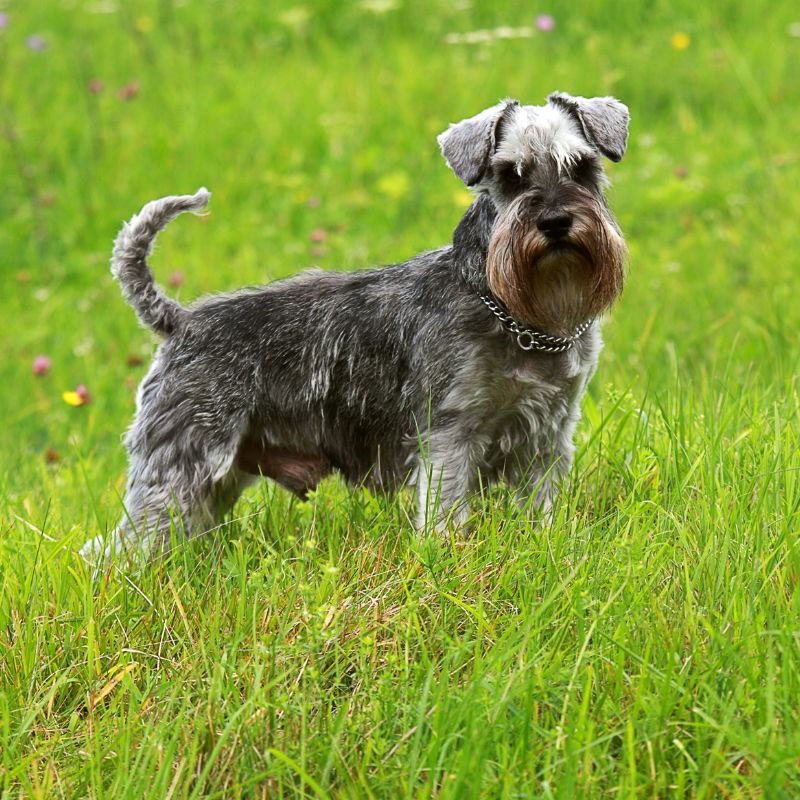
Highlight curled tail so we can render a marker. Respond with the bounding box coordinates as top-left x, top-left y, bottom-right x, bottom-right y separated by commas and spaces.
111, 187, 210, 336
